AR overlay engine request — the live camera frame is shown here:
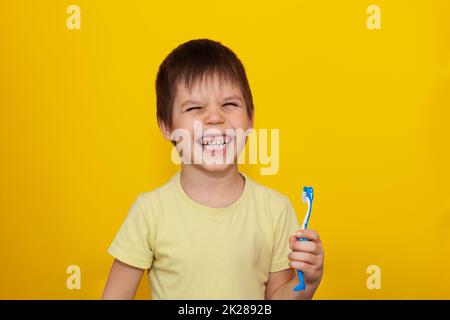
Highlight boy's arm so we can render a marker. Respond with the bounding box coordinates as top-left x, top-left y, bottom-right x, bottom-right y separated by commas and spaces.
102, 259, 145, 300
